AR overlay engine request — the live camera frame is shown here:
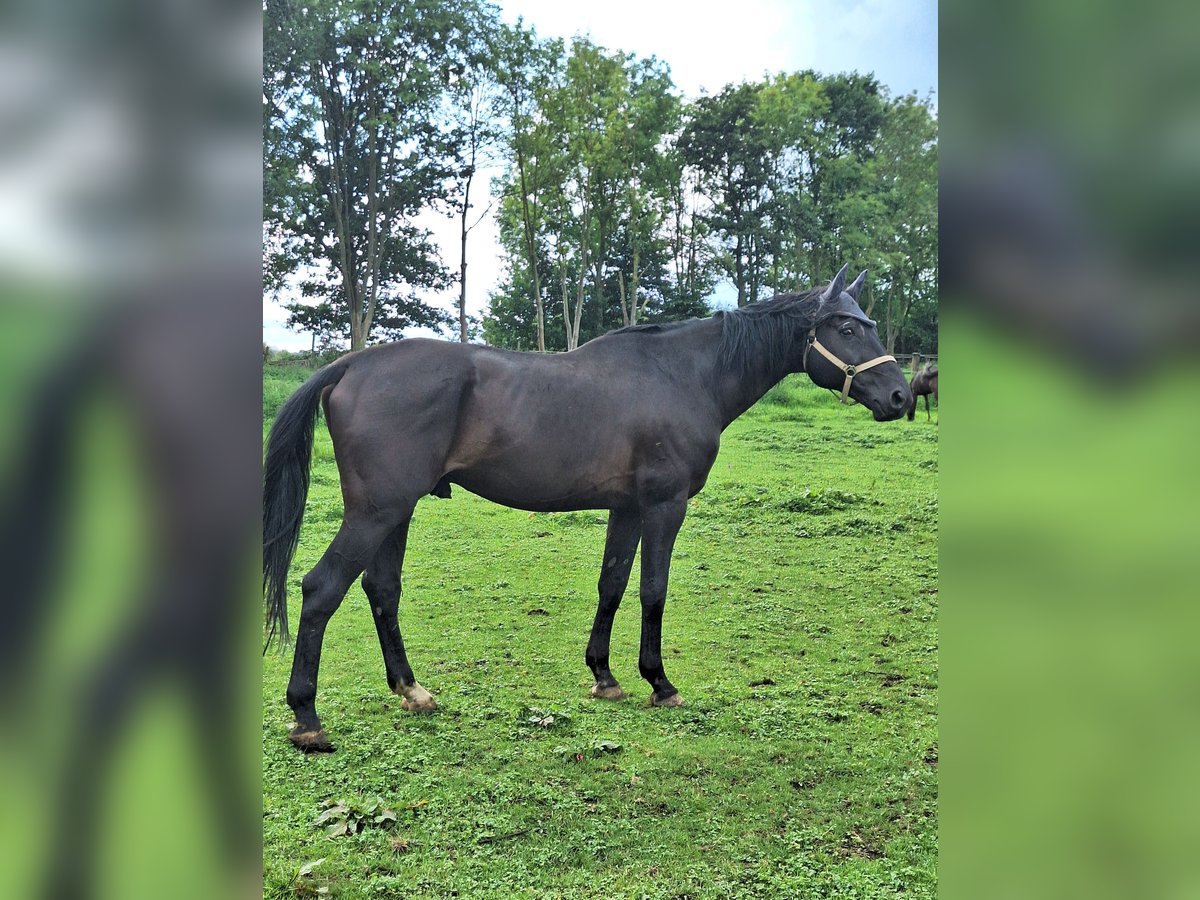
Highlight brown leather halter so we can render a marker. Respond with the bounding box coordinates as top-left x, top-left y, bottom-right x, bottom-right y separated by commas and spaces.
804, 328, 896, 404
